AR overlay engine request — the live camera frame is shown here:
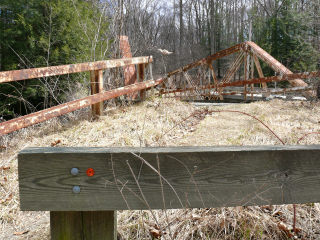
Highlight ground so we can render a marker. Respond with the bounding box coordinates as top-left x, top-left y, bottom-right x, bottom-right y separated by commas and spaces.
1, 96, 320, 239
